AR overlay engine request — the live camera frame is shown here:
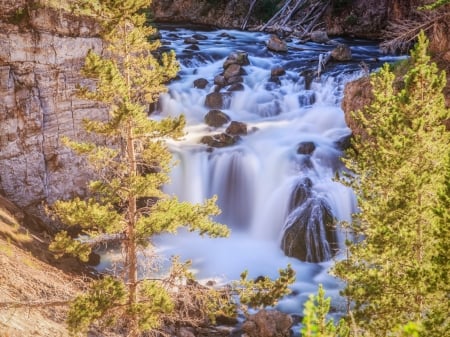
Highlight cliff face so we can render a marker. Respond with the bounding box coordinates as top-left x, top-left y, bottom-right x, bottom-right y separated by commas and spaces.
0, 2, 106, 229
